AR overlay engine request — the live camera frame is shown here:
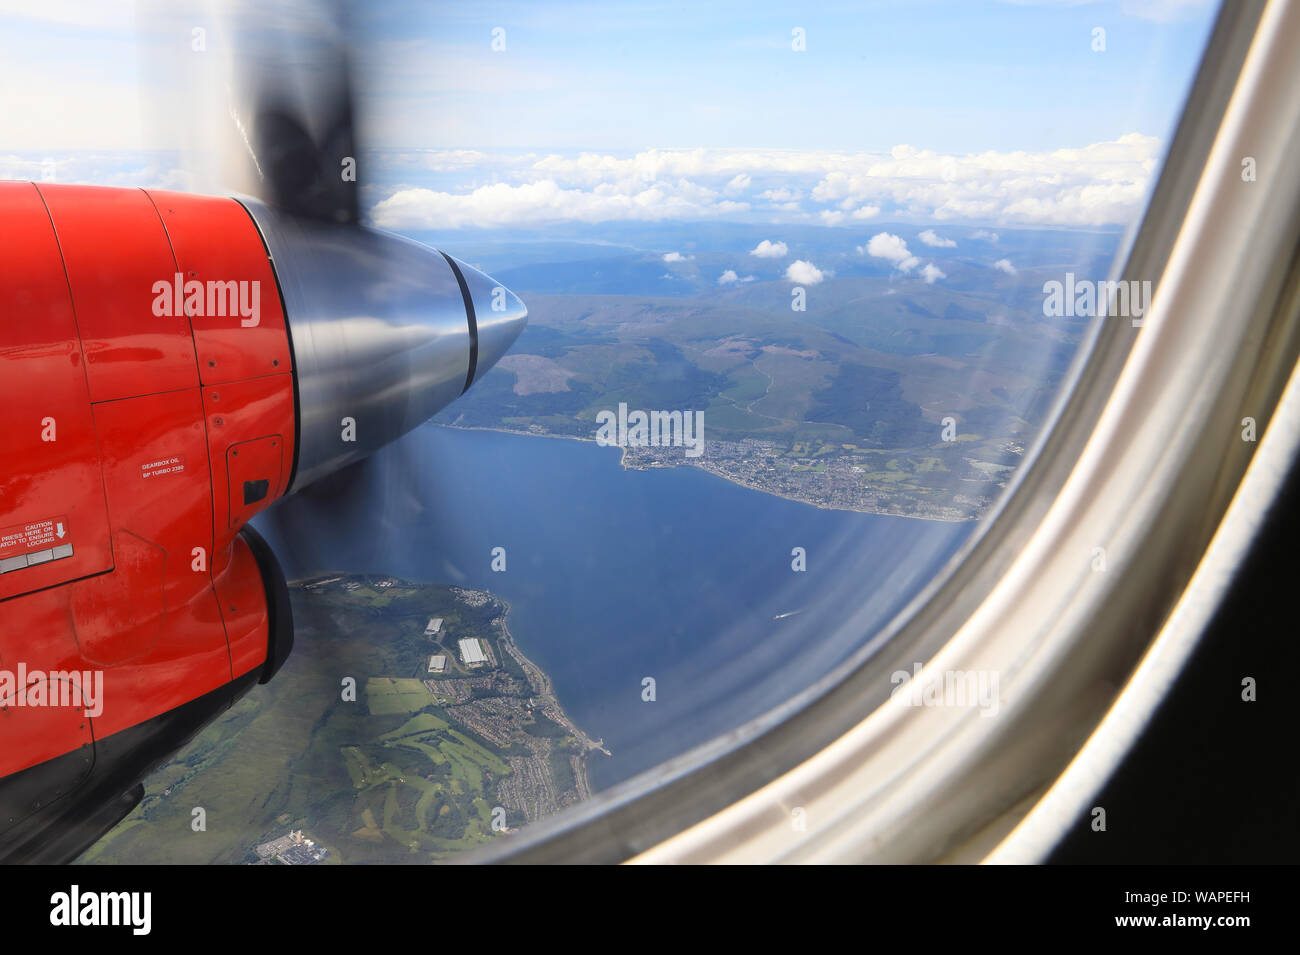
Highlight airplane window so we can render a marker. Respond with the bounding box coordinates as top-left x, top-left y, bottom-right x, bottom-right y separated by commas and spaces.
0, 0, 1225, 865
